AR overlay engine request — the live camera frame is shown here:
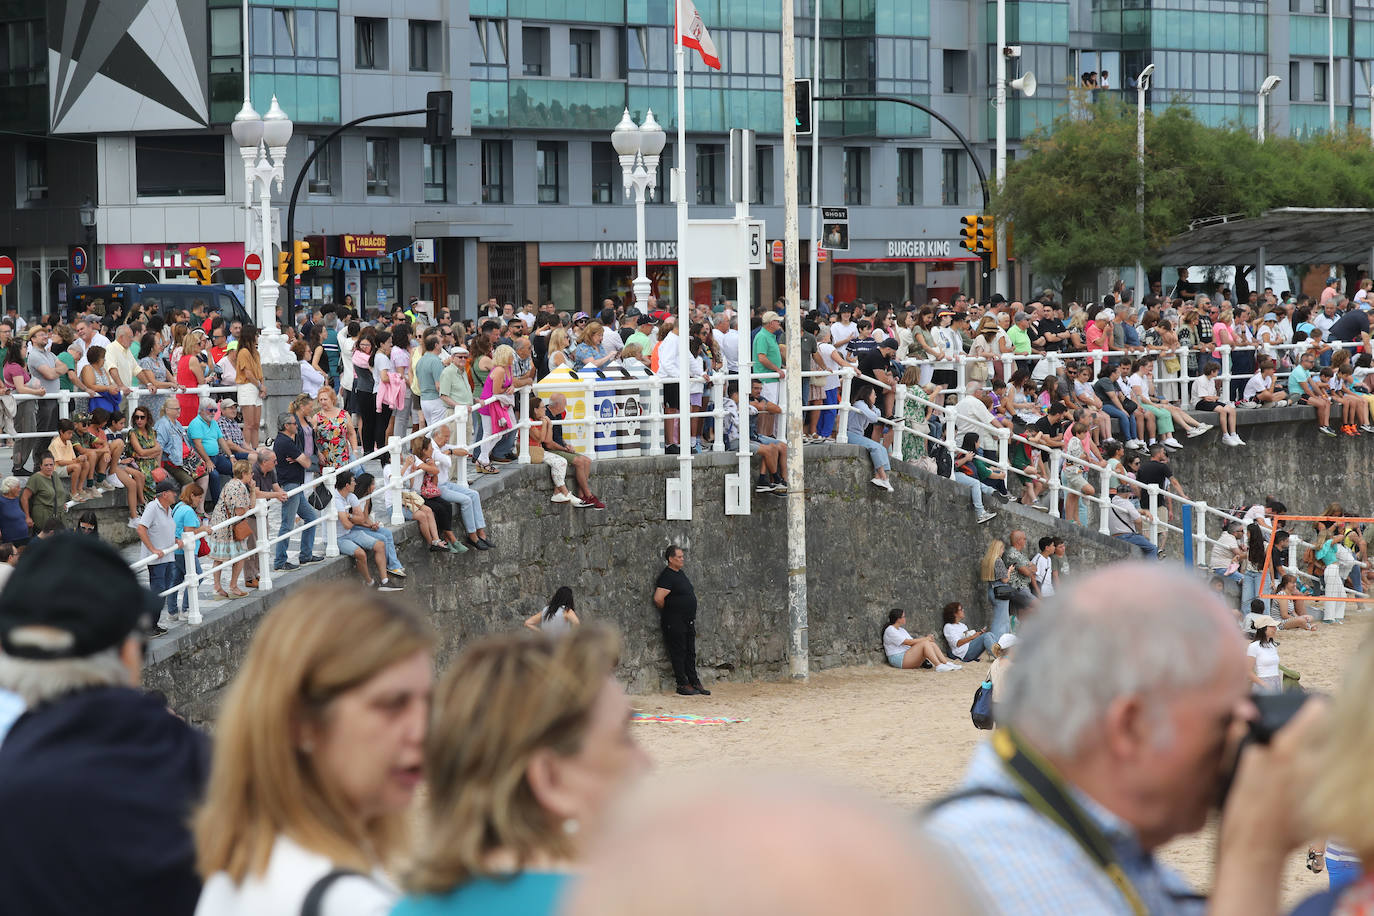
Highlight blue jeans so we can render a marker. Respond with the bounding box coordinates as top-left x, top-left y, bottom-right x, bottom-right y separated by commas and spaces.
276, 490, 318, 566
1240, 570, 1263, 611
494, 428, 518, 460
1102, 404, 1137, 441
954, 471, 995, 512
1117, 532, 1159, 558
168, 554, 201, 615
148, 561, 176, 619
850, 433, 890, 472
438, 481, 486, 533
957, 631, 998, 662
205, 453, 232, 504
817, 387, 839, 438
347, 526, 401, 571
987, 584, 1011, 641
